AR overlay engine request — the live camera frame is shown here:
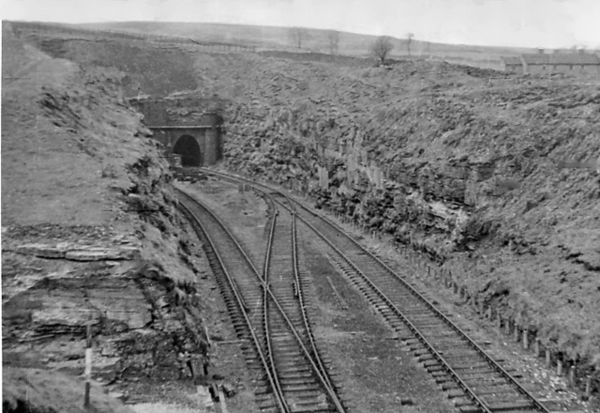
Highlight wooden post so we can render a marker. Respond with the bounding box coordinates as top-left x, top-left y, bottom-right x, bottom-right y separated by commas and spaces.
568, 364, 575, 387
584, 375, 592, 400
504, 318, 511, 336
522, 329, 529, 350
84, 322, 92, 408
218, 385, 229, 413
545, 349, 551, 368
204, 324, 212, 350
557, 359, 563, 376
